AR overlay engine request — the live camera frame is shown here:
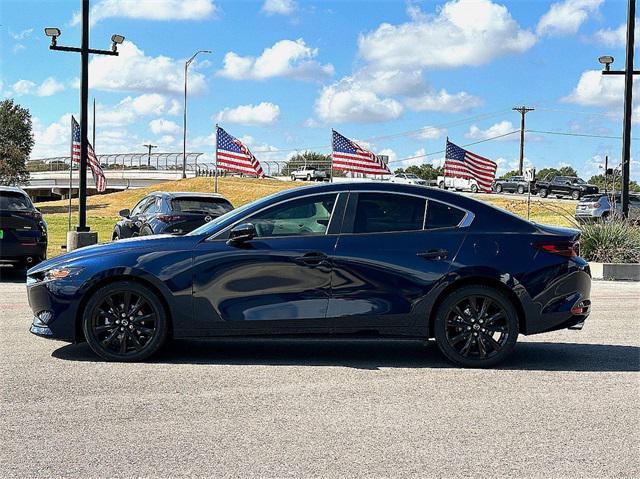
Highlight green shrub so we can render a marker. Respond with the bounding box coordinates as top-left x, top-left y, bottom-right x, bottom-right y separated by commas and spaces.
580, 219, 640, 264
